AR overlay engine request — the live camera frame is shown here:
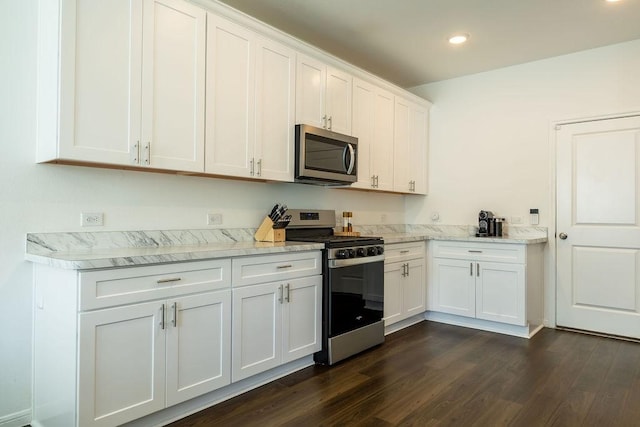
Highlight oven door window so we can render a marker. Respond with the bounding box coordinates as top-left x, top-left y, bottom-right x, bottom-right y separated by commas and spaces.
328, 261, 384, 337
